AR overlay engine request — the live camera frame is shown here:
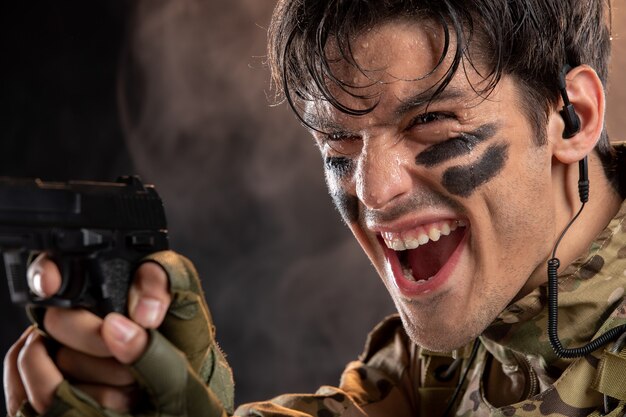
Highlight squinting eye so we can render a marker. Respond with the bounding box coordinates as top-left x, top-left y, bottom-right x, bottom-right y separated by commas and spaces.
409, 112, 451, 128
323, 134, 362, 156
